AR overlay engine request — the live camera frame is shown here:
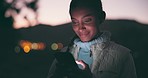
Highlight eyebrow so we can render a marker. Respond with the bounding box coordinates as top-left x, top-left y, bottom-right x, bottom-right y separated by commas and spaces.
71, 13, 94, 20
83, 13, 94, 18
